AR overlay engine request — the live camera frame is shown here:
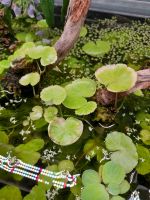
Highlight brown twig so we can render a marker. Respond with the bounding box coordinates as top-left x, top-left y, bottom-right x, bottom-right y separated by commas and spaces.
54, 0, 91, 63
